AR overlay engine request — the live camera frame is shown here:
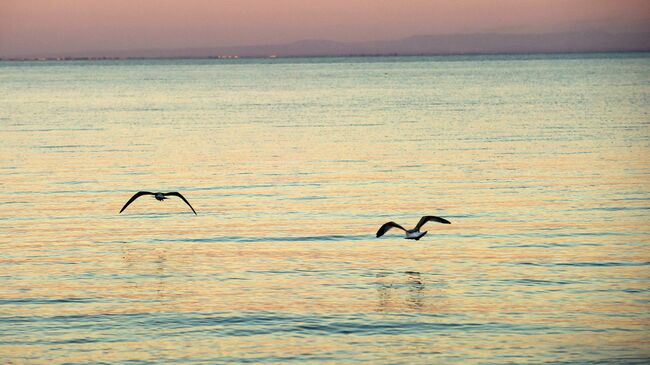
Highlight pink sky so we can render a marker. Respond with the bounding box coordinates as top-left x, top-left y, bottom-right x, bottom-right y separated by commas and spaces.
1, 0, 649, 57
